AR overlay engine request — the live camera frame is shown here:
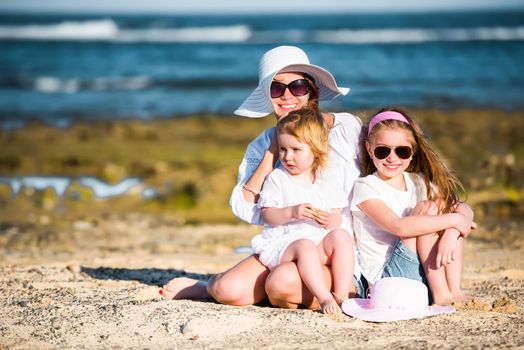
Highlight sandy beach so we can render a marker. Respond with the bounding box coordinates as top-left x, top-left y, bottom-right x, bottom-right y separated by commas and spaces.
0, 112, 523, 349
1, 5, 523, 348
0, 211, 522, 349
